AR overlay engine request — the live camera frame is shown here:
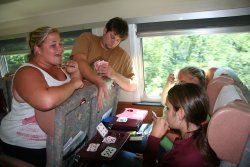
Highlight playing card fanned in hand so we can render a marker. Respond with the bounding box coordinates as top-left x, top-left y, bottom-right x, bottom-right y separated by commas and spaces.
94, 60, 108, 71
